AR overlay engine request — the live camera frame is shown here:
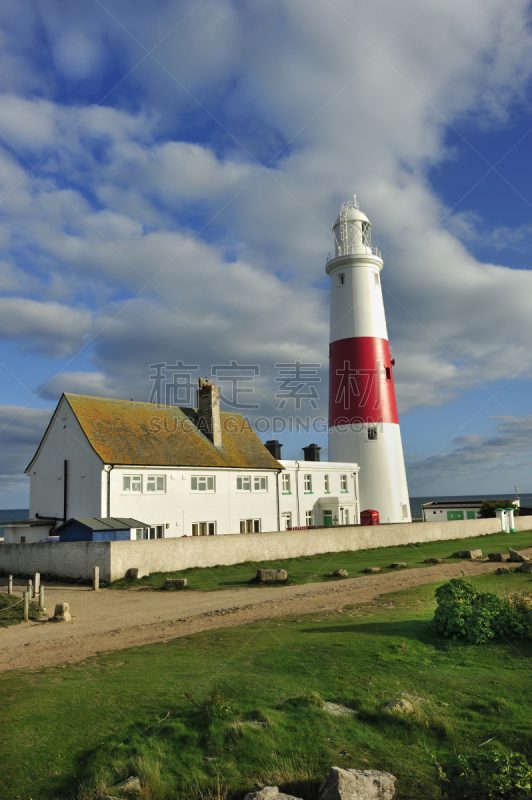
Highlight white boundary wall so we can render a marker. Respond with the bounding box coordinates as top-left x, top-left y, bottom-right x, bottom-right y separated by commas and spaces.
2, 516, 530, 583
